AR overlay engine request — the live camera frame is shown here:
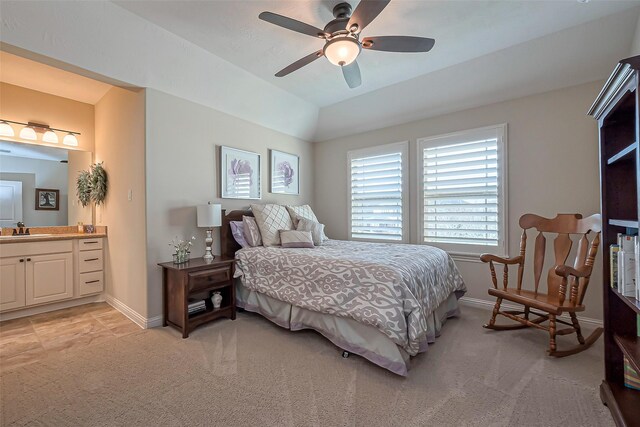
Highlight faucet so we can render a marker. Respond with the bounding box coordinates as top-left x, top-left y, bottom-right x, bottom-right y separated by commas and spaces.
13, 222, 29, 236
